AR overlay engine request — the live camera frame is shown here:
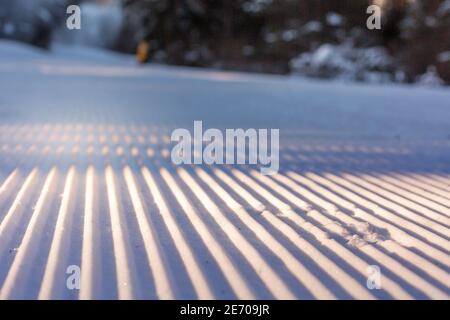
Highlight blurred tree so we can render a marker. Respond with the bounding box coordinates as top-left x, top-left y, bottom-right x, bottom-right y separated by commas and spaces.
118, 0, 450, 83
0, 0, 69, 49
395, 0, 450, 82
